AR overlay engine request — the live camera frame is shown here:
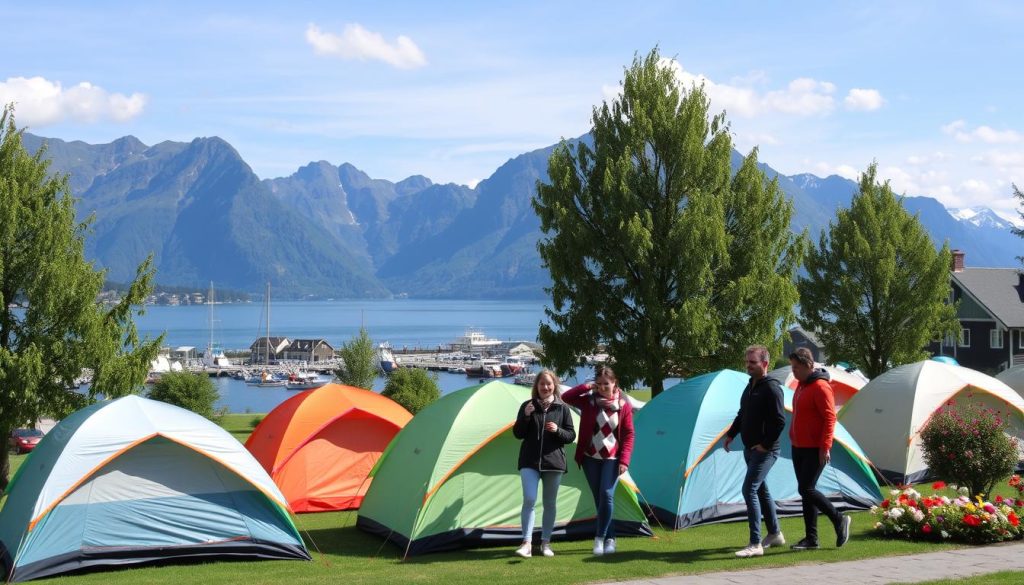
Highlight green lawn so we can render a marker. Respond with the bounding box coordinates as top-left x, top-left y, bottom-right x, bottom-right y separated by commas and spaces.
1, 415, 1020, 585
898, 572, 1024, 585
